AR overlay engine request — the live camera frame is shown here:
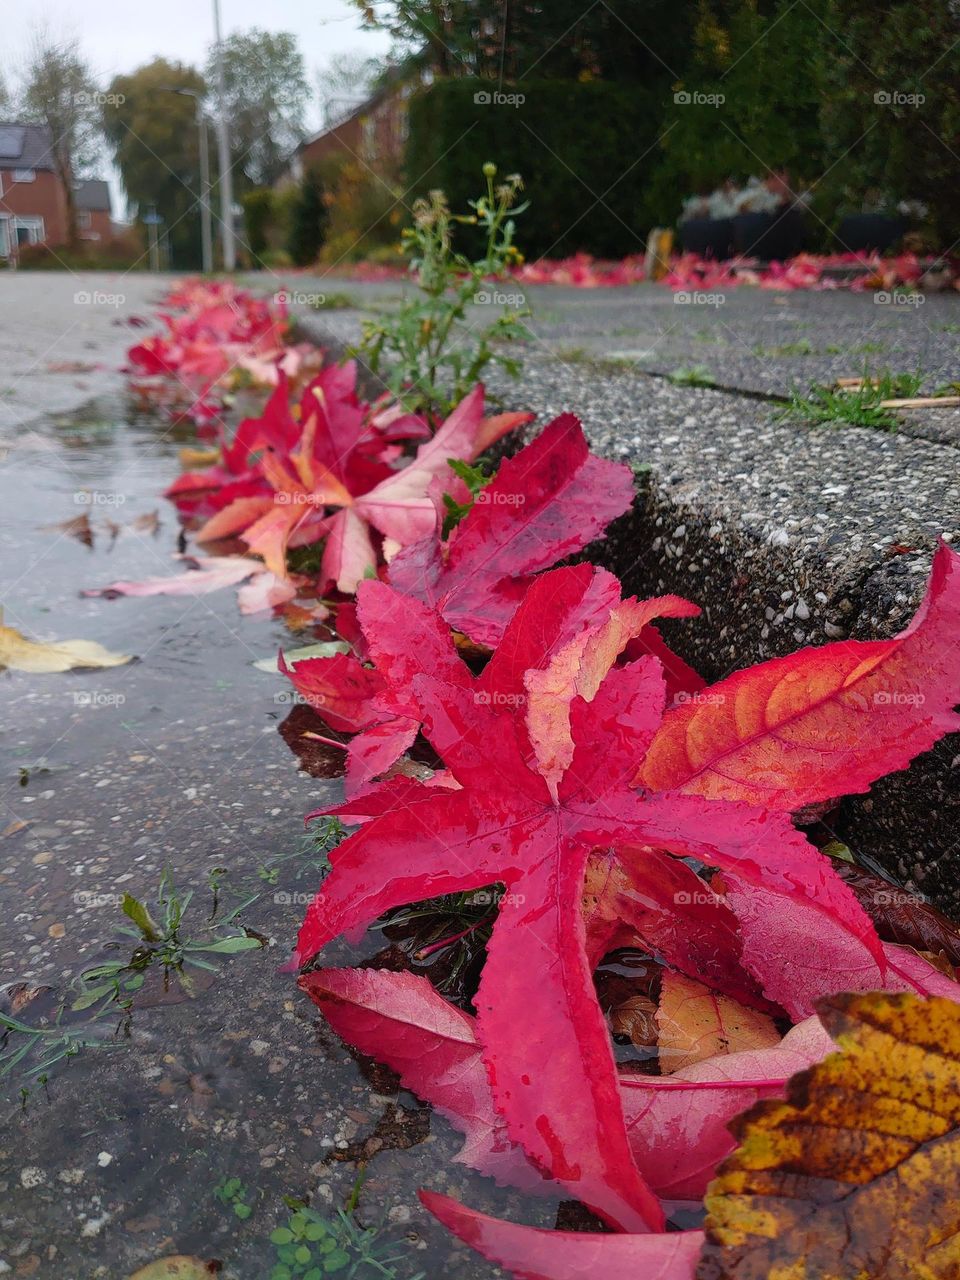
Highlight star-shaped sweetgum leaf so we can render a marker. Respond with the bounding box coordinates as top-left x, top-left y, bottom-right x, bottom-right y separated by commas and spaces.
293, 564, 879, 1232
